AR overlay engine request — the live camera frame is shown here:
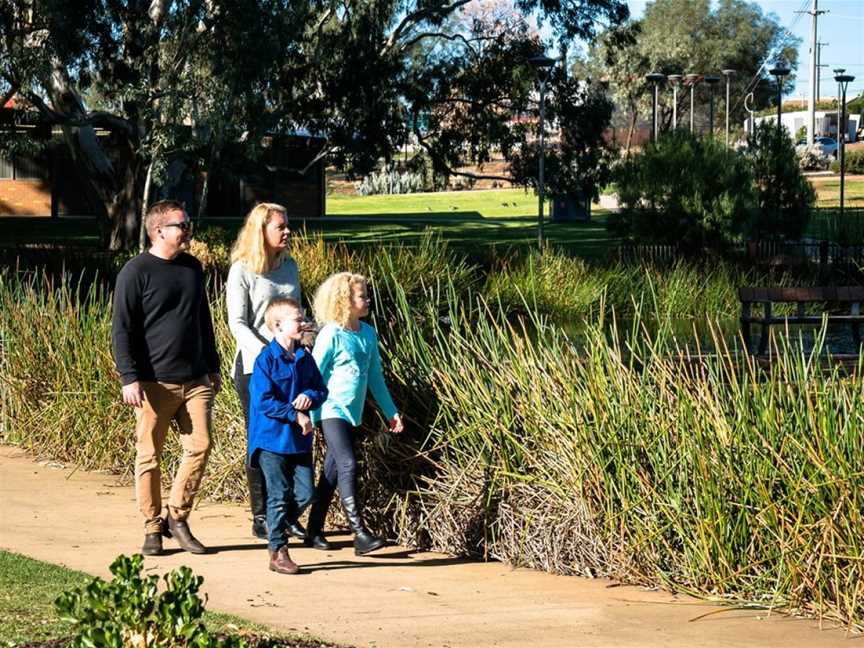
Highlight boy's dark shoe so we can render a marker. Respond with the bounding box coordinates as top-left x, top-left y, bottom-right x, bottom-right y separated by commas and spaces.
142, 532, 164, 556
304, 532, 333, 551
286, 520, 308, 541
252, 515, 268, 540
162, 515, 207, 554
269, 546, 300, 574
